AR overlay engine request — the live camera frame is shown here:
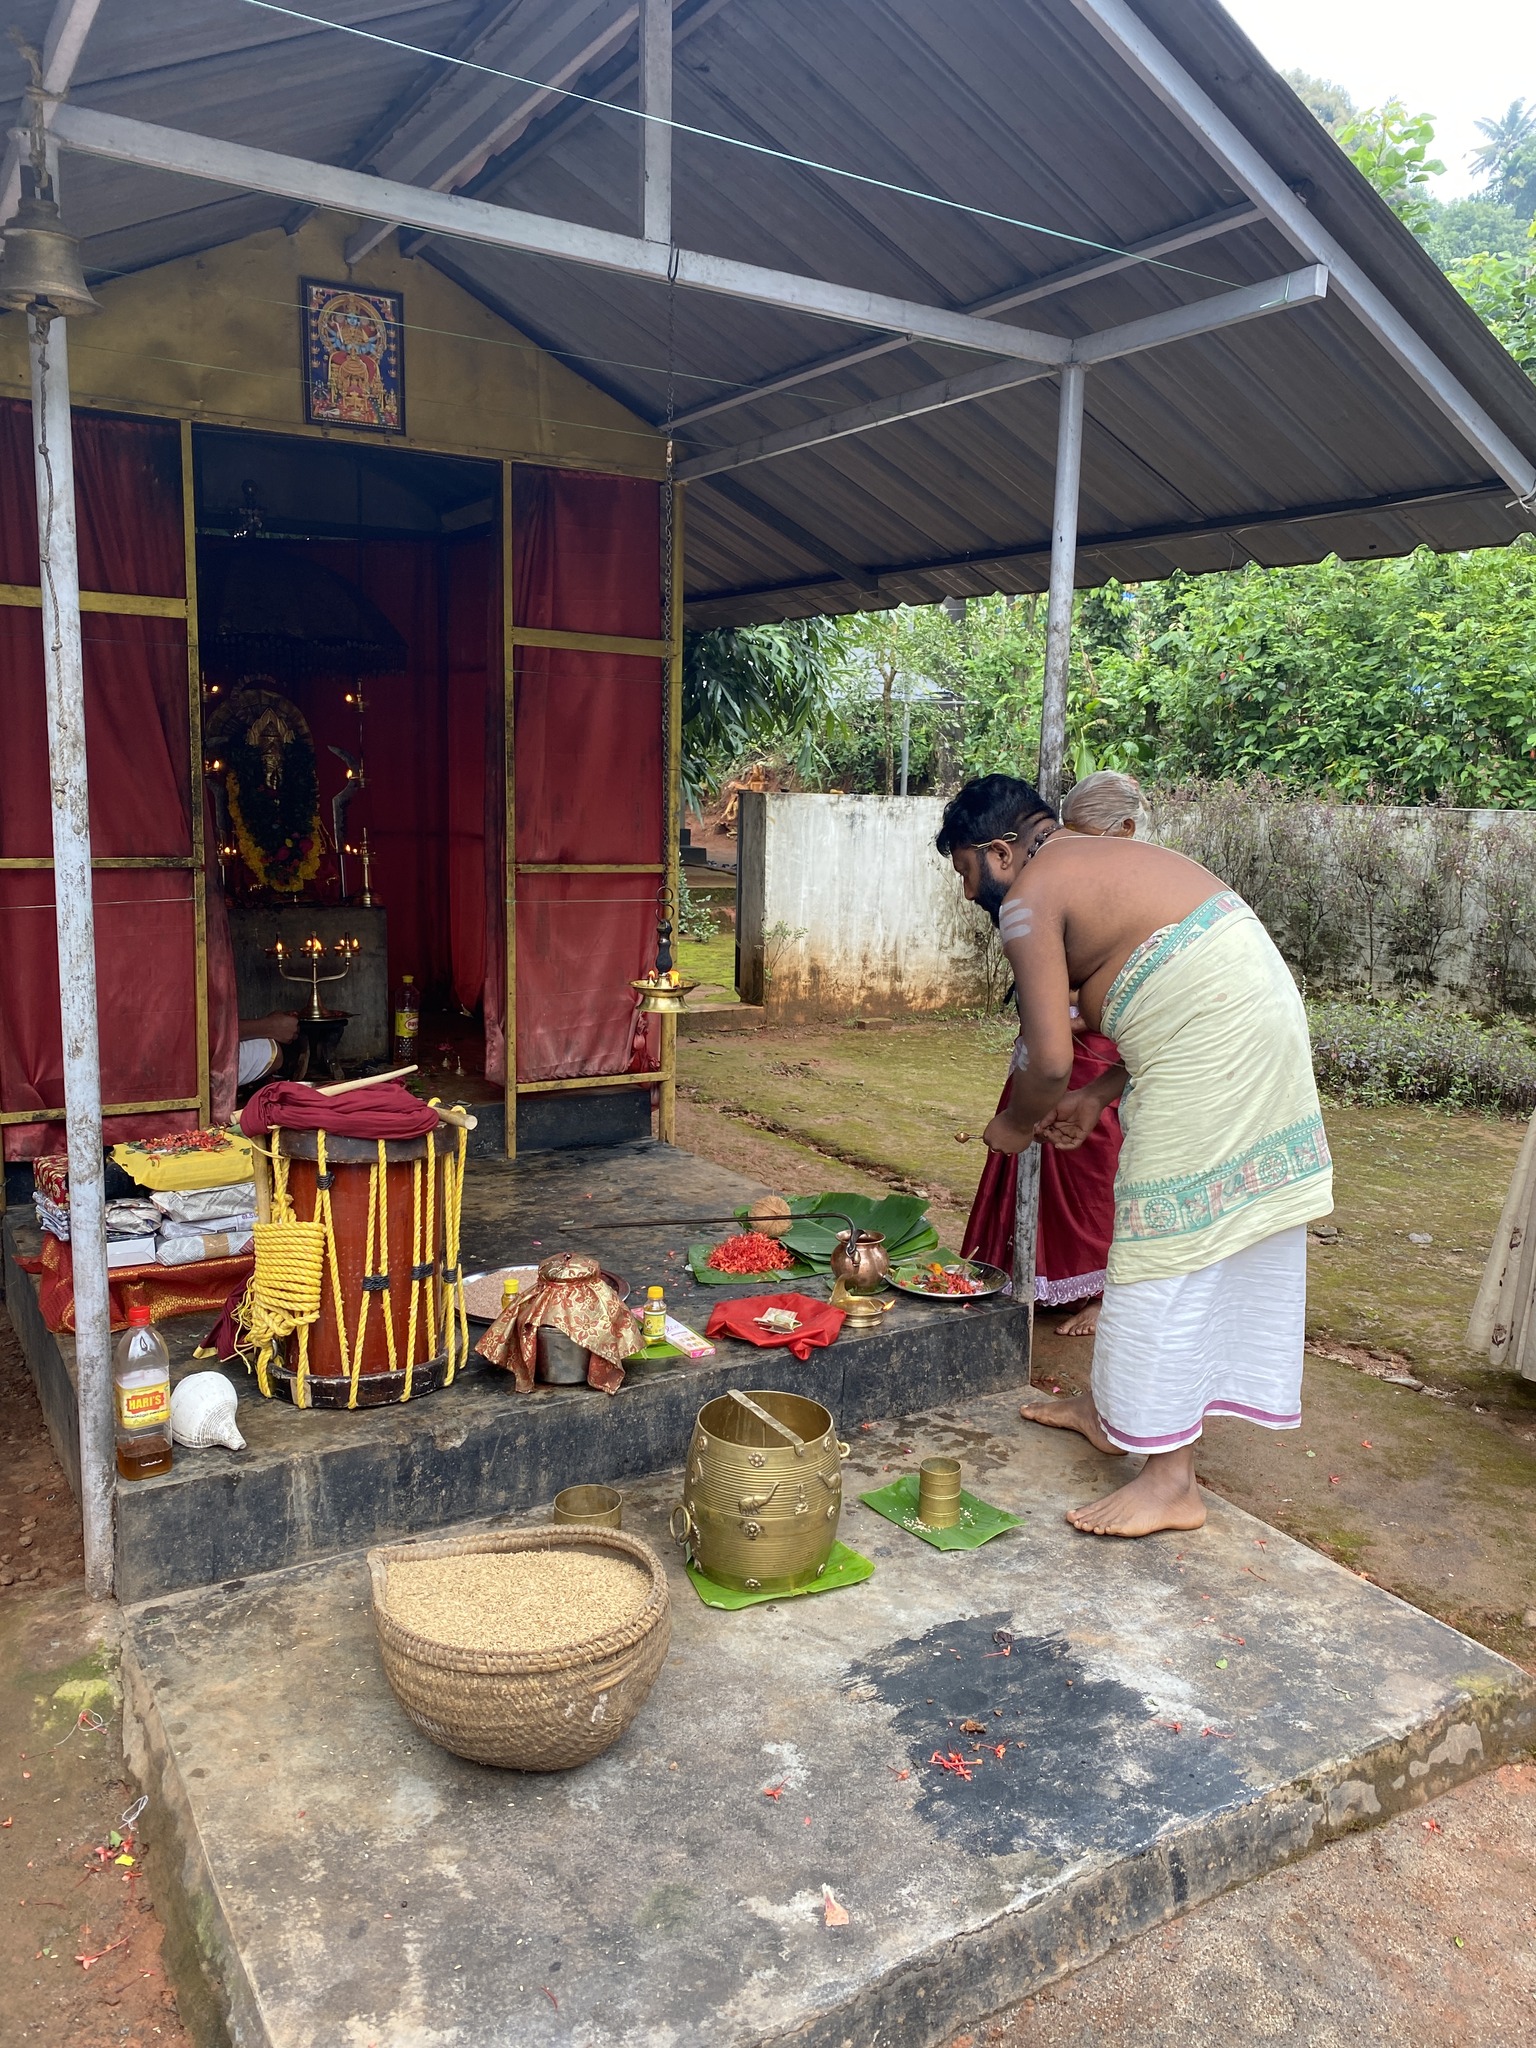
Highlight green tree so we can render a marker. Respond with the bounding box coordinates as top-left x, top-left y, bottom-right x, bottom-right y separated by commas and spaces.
1283, 70, 1355, 134
680, 620, 843, 810
1472, 99, 1536, 209
1083, 544, 1536, 808
1336, 100, 1445, 235
1446, 225, 1536, 377
1418, 195, 1529, 267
